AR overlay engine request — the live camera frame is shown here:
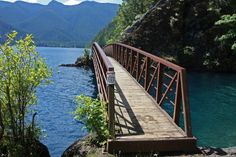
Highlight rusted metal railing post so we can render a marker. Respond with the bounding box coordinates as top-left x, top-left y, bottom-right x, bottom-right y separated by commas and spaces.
156, 63, 163, 103
107, 71, 115, 138
180, 69, 192, 137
